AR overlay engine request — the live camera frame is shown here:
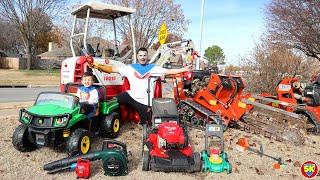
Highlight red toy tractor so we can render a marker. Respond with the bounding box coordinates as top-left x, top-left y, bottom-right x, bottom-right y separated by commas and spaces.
142, 98, 201, 172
